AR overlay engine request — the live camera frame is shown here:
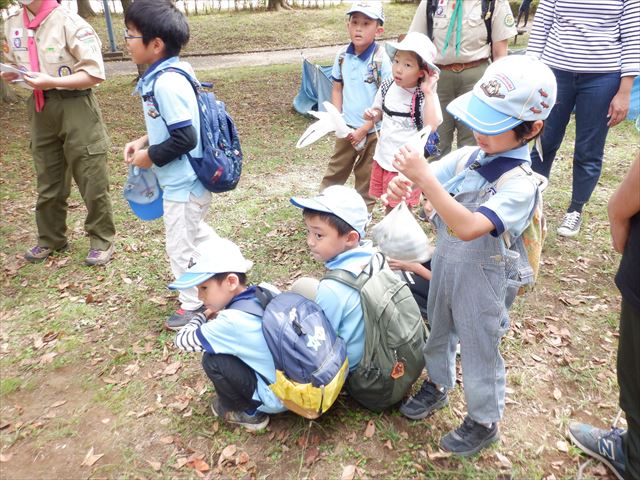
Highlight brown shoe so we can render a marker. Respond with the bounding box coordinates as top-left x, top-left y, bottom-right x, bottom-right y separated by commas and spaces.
84, 244, 114, 266
24, 244, 68, 263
